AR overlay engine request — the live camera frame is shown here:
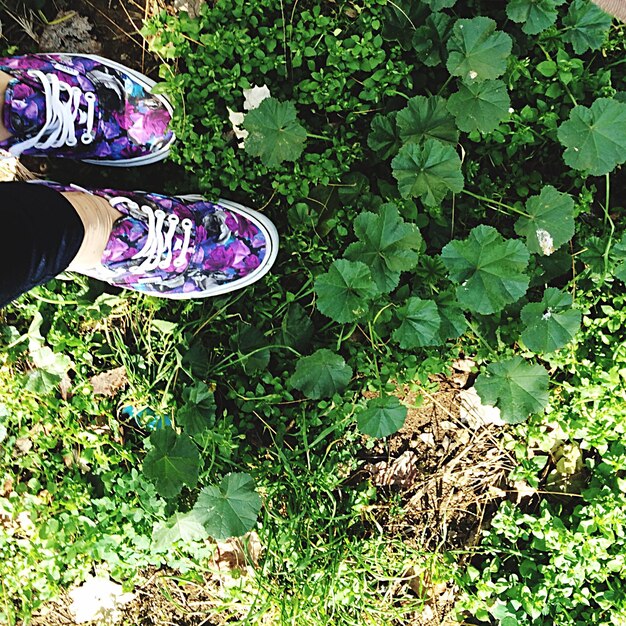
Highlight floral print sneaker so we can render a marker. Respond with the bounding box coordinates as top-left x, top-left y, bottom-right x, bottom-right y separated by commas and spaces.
0, 54, 175, 165
37, 181, 278, 299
